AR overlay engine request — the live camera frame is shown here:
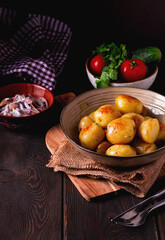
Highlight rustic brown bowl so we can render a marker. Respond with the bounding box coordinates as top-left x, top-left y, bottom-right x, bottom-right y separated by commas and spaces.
60, 87, 165, 168
0, 83, 54, 128
85, 57, 158, 89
